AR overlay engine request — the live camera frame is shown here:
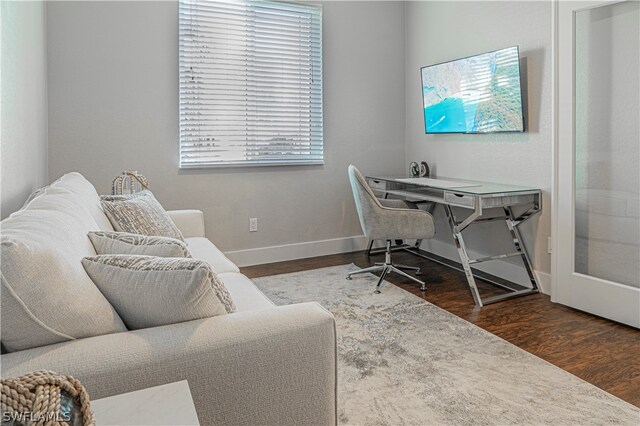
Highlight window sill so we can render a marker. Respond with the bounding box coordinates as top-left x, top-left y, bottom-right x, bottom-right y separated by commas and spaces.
179, 160, 325, 169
